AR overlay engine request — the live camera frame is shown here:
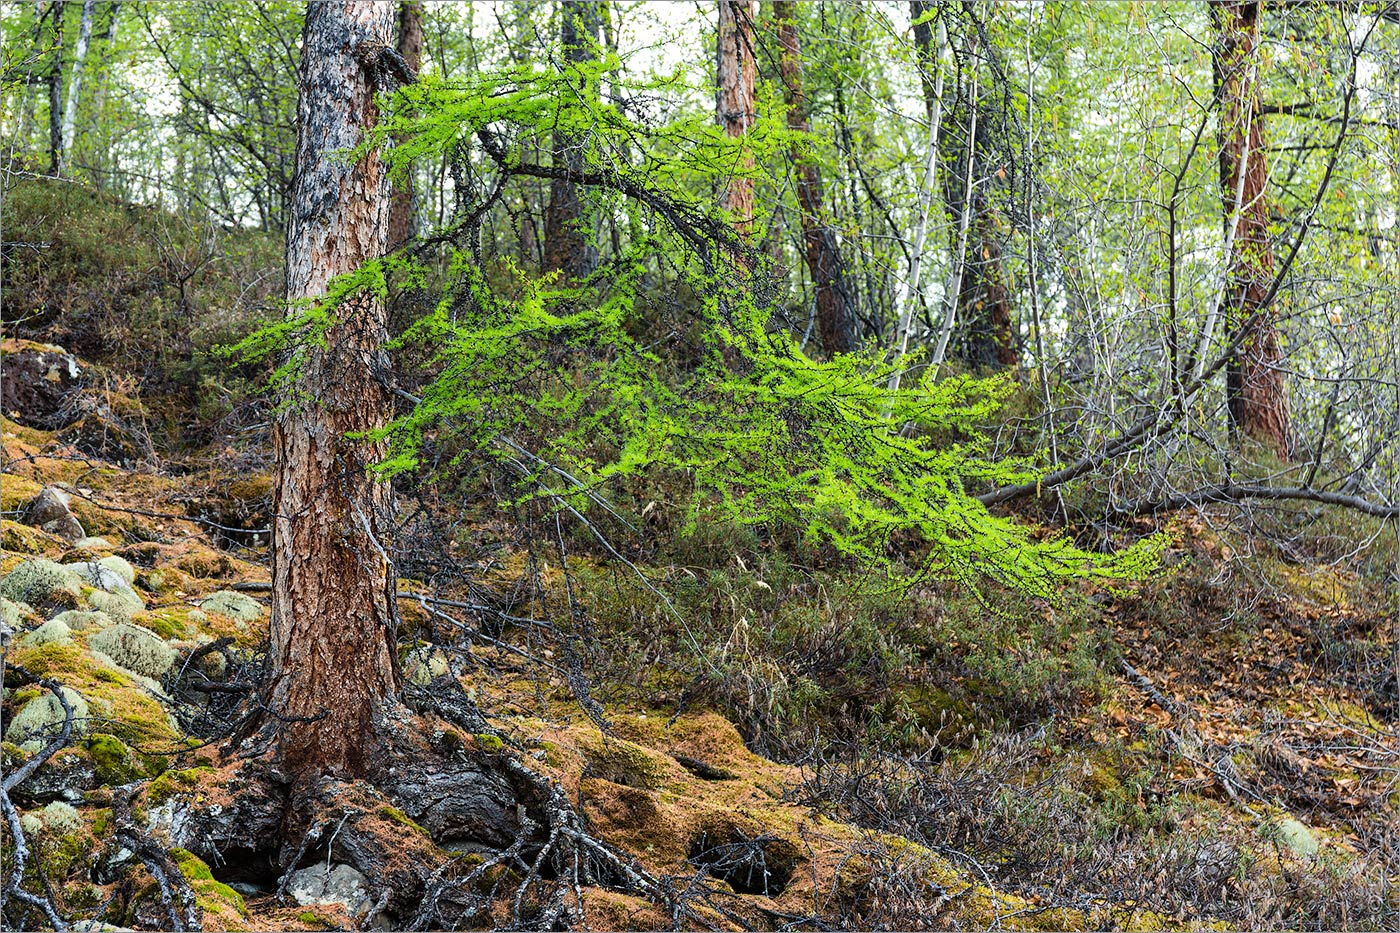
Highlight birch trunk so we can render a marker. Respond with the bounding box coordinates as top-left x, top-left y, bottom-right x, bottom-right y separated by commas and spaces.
57, 0, 93, 175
